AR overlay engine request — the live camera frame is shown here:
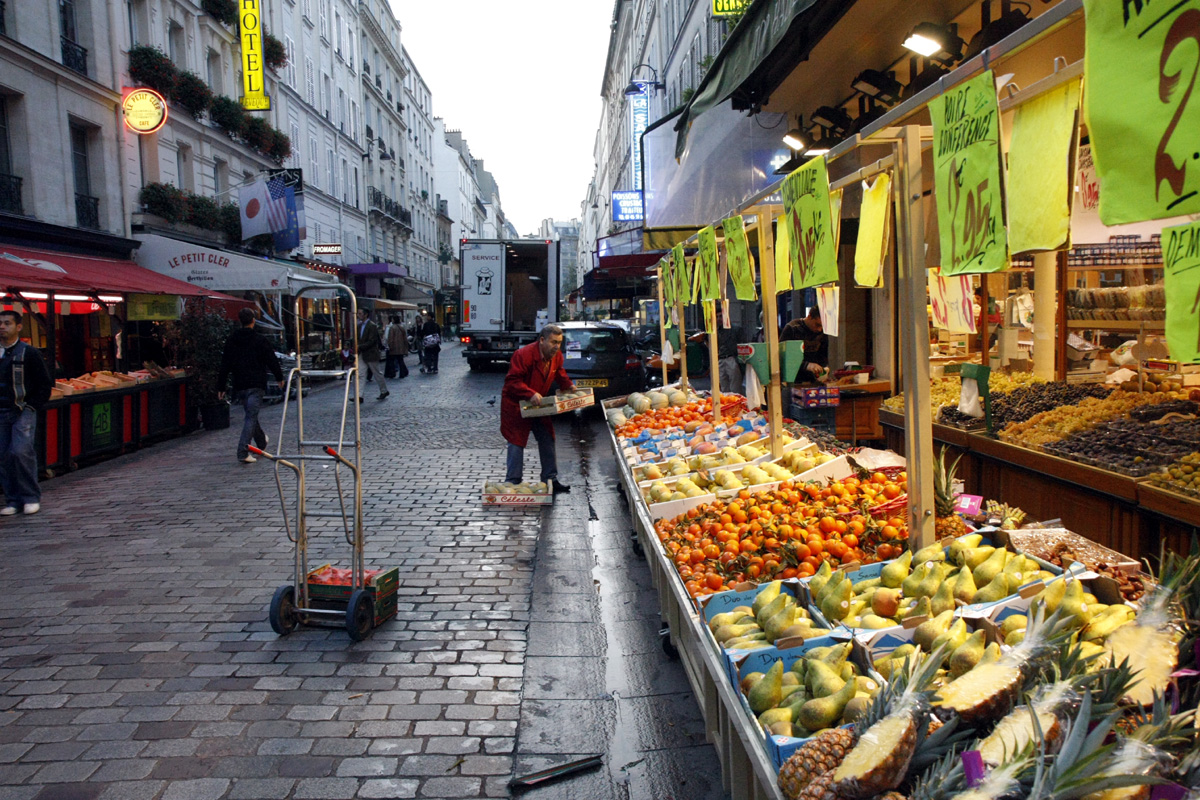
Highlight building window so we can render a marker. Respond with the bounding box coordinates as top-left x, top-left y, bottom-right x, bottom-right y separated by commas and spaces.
309, 136, 319, 188
128, 0, 149, 45
326, 146, 334, 194
318, 0, 328, 40
290, 122, 301, 167
322, 74, 330, 118
175, 143, 193, 191
0, 98, 20, 215
70, 122, 100, 229
168, 21, 185, 67
213, 159, 226, 197
341, 159, 348, 204
60, 0, 78, 42
305, 57, 315, 106
285, 36, 296, 87
353, 166, 359, 209
206, 49, 223, 95
337, 88, 345, 132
